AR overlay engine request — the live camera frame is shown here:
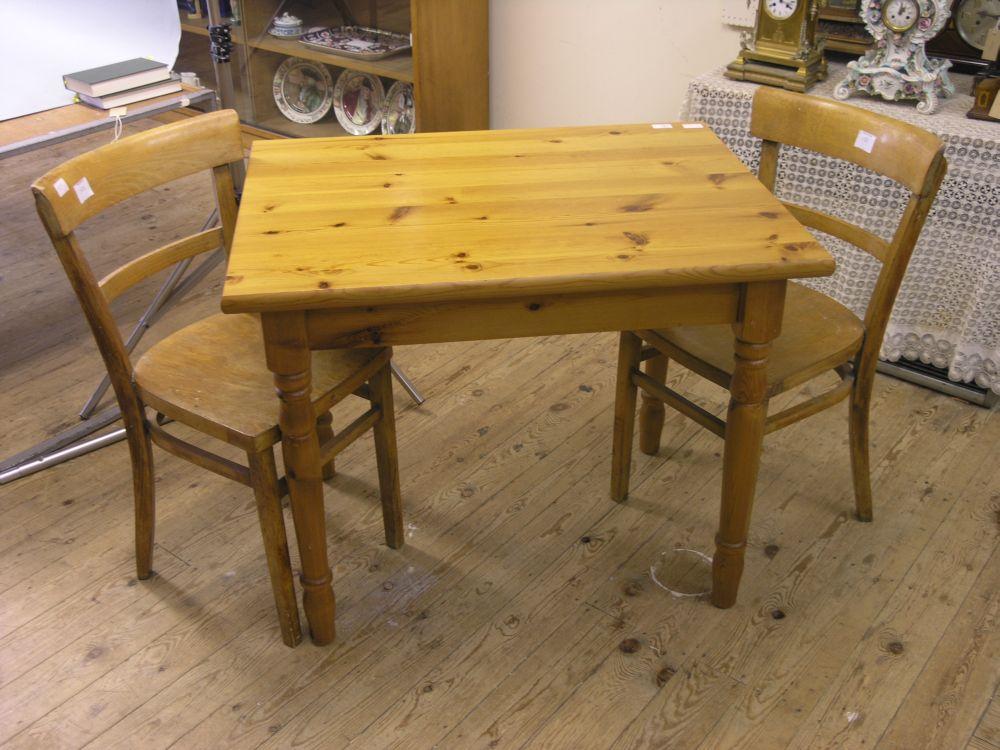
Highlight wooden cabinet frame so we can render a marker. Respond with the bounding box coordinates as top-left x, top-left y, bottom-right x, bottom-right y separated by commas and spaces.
178, 0, 488, 135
